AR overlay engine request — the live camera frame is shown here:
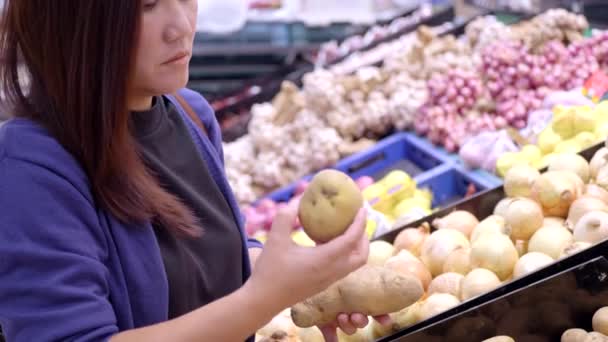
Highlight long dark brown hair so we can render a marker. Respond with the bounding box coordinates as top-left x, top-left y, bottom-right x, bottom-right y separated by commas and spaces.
0, 0, 201, 236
